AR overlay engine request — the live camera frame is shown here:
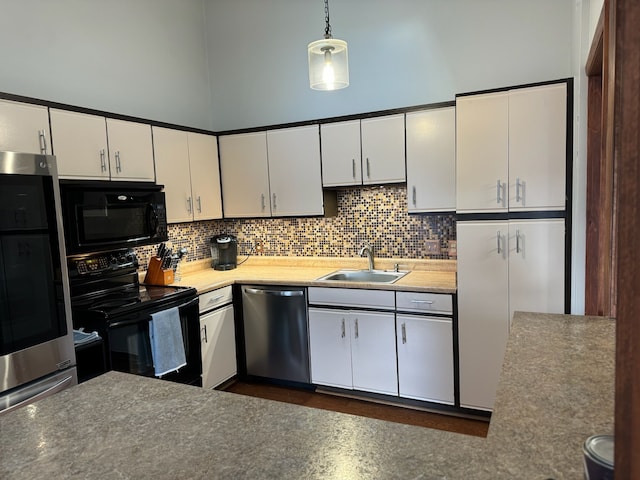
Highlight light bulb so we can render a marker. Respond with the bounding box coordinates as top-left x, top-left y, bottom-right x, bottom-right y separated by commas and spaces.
322, 47, 335, 90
